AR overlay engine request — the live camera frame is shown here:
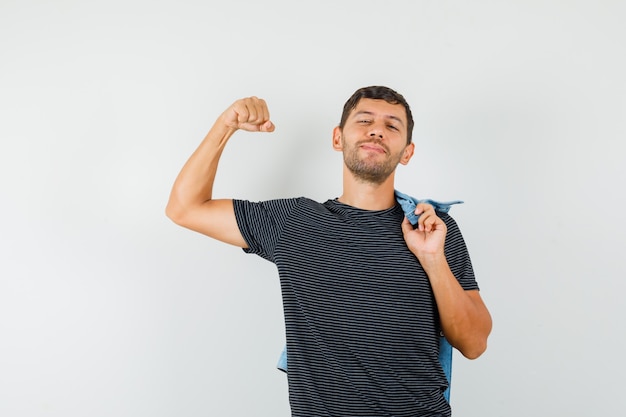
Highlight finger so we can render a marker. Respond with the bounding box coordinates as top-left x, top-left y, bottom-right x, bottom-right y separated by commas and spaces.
415, 203, 433, 230
248, 97, 272, 125
416, 206, 436, 232
227, 102, 249, 127
423, 215, 436, 232
242, 97, 259, 124
416, 210, 428, 231
427, 216, 447, 234
229, 97, 272, 132
253, 97, 274, 131
258, 98, 270, 123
